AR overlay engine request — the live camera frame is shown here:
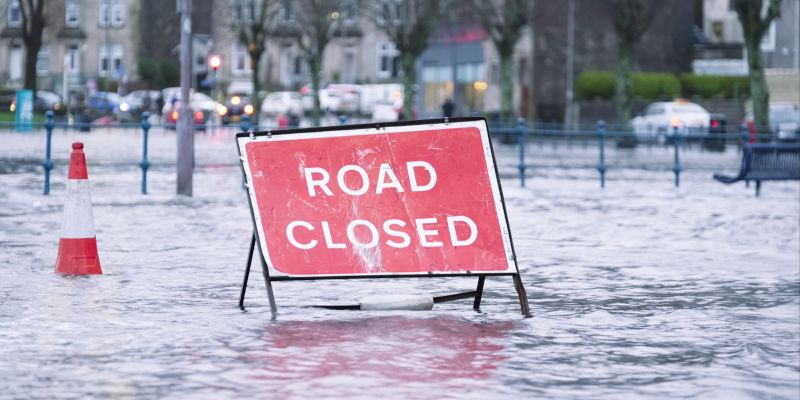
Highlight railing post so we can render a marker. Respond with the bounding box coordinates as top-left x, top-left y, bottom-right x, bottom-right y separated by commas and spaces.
597, 120, 607, 188
517, 118, 528, 187
43, 110, 54, 195
673, 125, 682, 188
339, 114, 348, 125
240, 114, 251, 133
140, 112, 151, 194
